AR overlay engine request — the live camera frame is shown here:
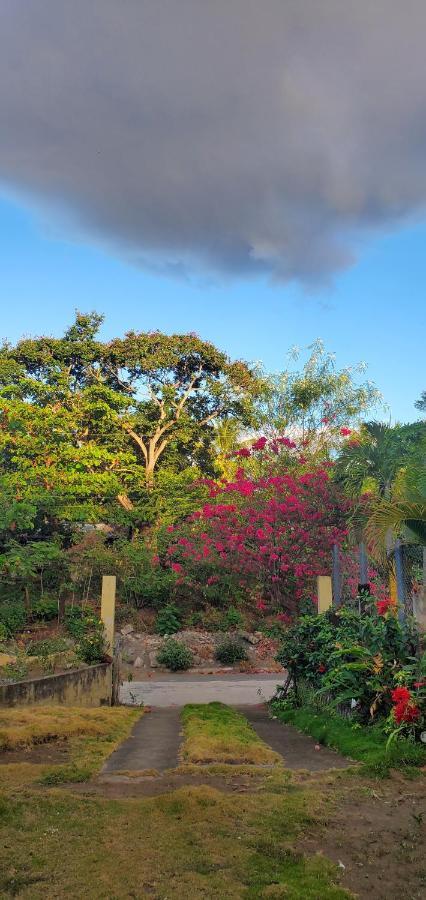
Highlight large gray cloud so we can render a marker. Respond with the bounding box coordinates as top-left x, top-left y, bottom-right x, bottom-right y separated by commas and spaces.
1, 0, 426, 282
